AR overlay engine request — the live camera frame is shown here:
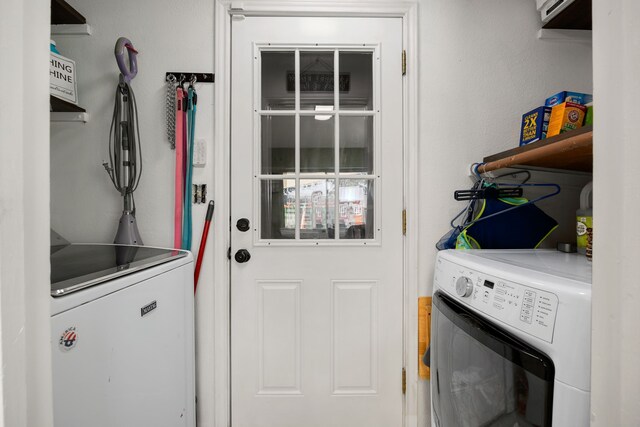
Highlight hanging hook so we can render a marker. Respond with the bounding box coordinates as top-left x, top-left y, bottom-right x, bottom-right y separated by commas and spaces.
180, 74, 190, 91
470, 163, 485, 179
166, 73, 177, 84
